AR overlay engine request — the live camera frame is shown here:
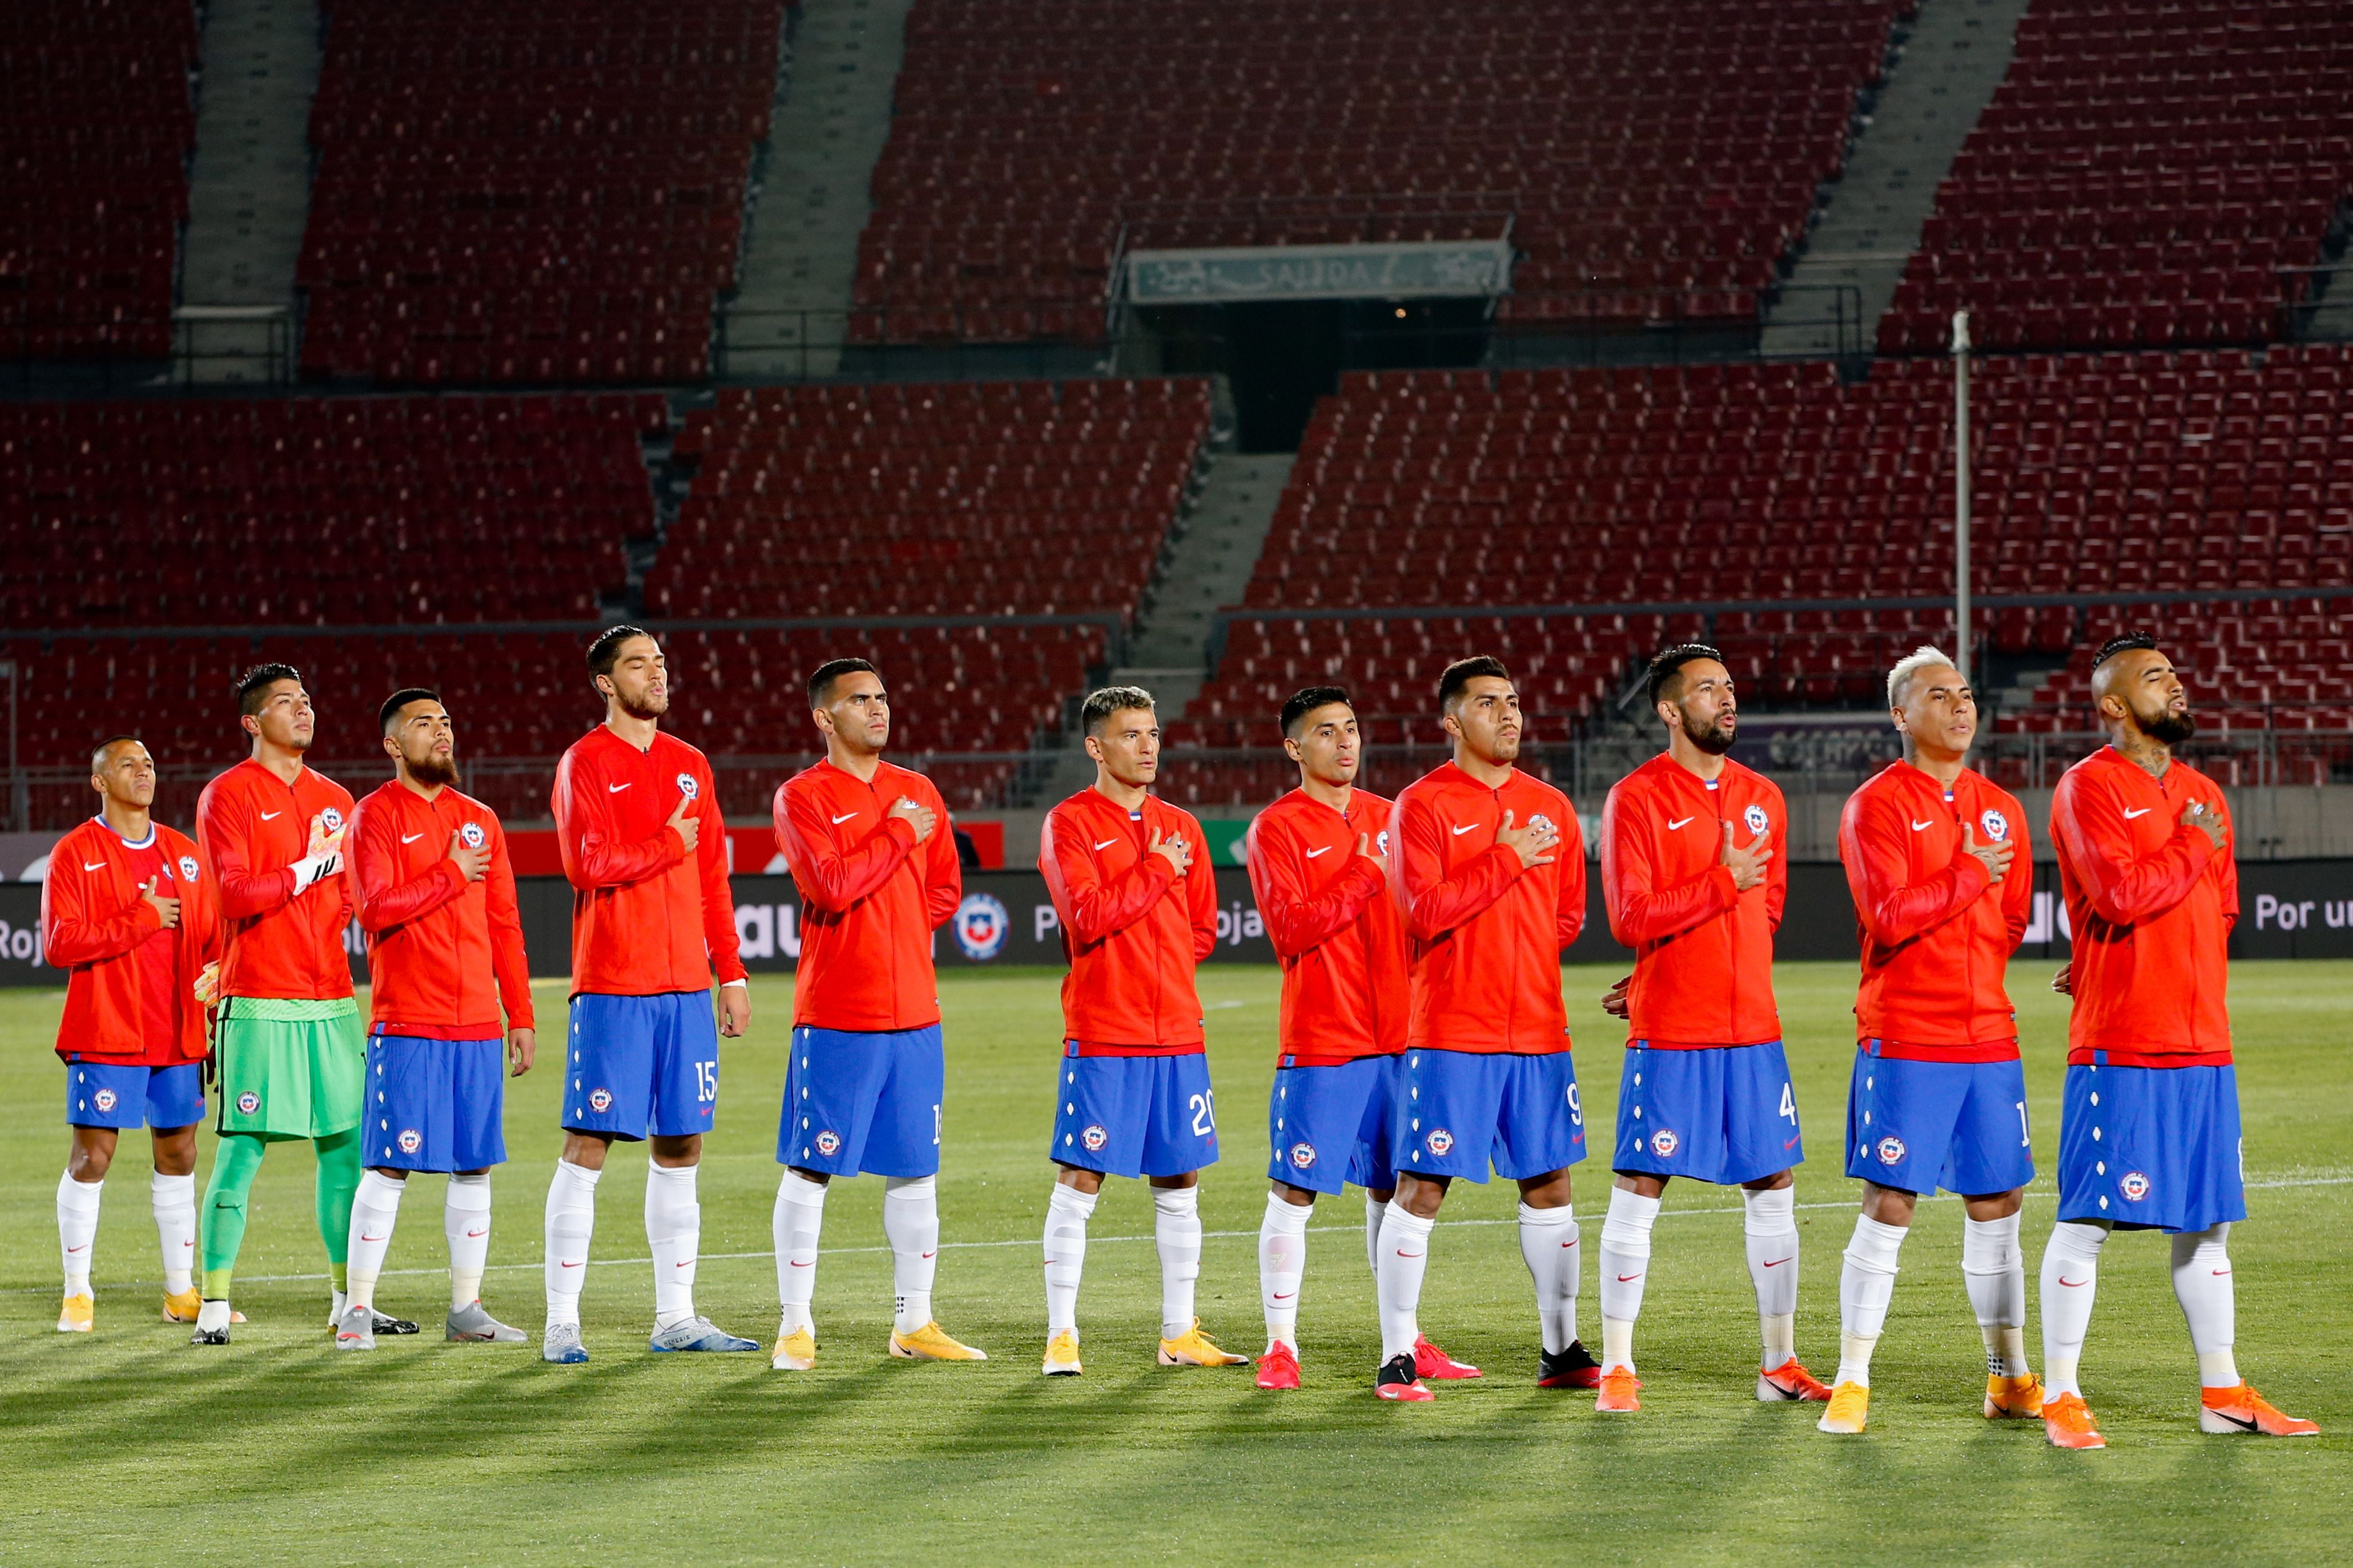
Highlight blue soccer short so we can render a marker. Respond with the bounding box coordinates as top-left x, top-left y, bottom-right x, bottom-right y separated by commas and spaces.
1614, 1039, 1801, 1186
65, 1058, 204, 1131
1395, 1048, 1586, 1183
365, 1032, 507, 1172
1268, 1053, 1402, 1196
1050, 1045, 1218, 1180
779, 1023, 944, 1179
2057, 1057, 2245, 1234
563, 989, 719, 1140
1843, 1042, 2034, 1196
